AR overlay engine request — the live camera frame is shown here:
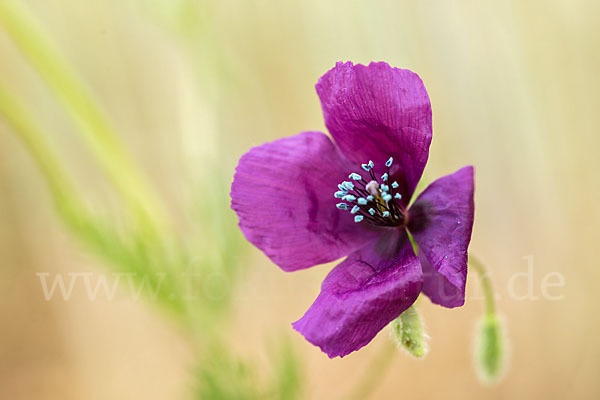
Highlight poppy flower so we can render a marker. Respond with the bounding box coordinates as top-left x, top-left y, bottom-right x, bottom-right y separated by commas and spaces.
231, 61, 474, 358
